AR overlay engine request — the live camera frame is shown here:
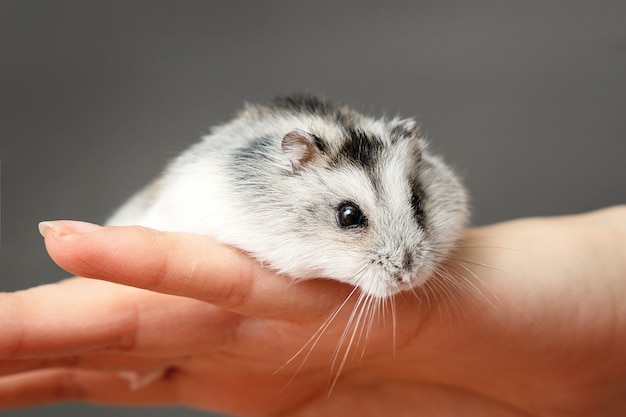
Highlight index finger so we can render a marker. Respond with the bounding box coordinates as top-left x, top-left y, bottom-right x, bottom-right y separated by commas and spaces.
40, 221, 352, 319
